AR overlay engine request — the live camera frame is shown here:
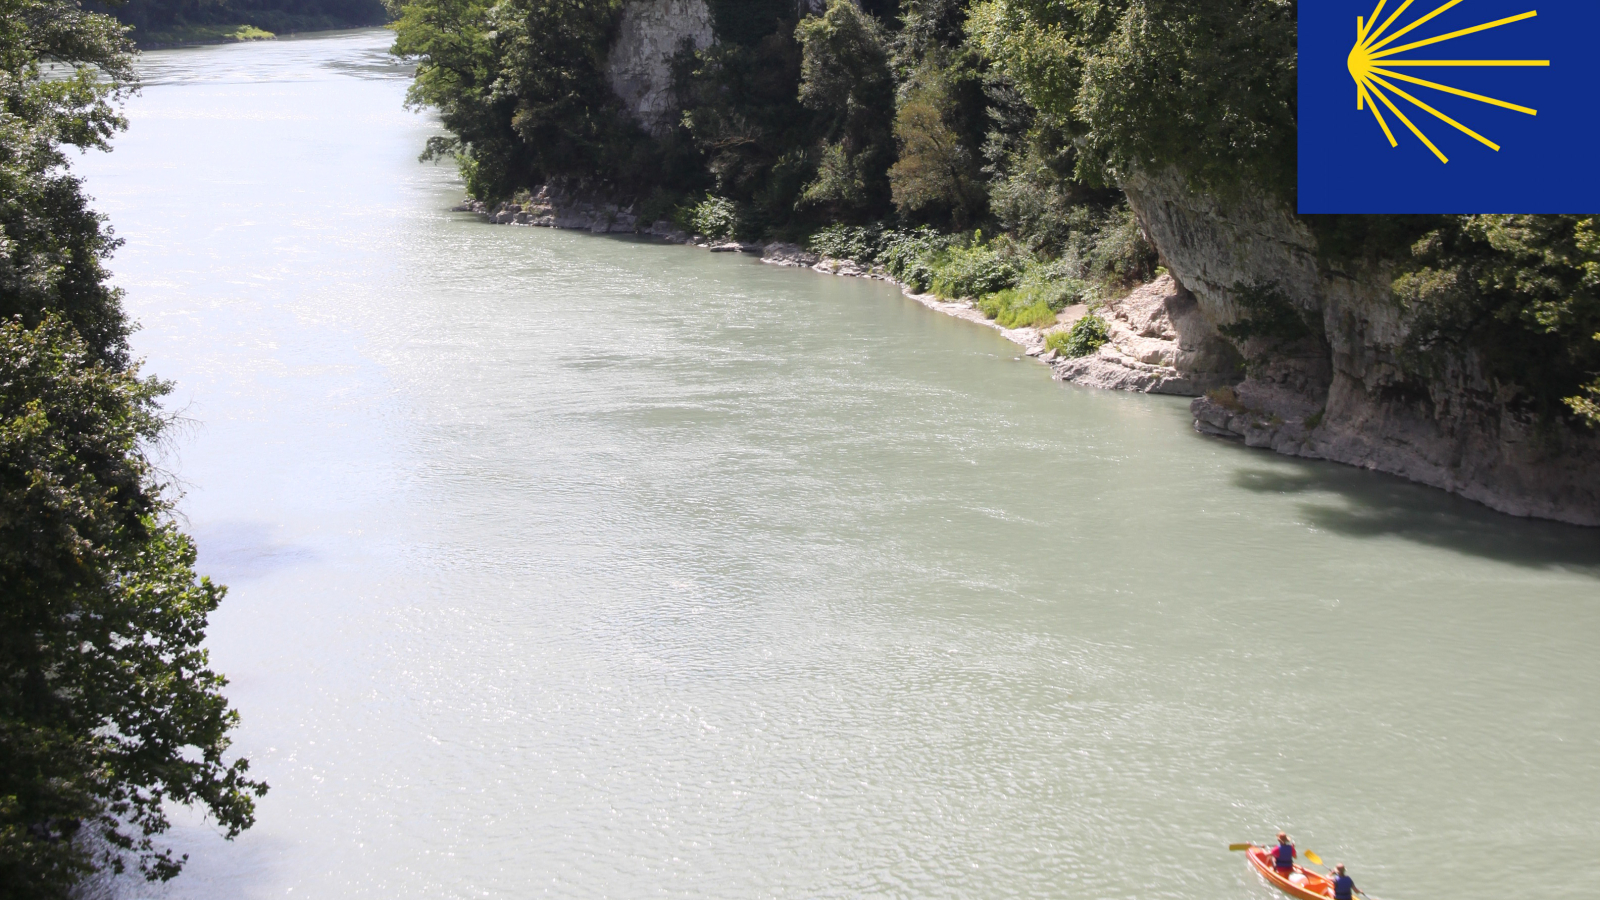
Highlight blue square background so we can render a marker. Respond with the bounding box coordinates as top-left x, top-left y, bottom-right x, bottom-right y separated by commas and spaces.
1298, 0, 1600, 213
